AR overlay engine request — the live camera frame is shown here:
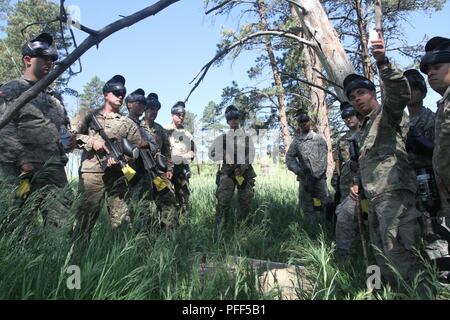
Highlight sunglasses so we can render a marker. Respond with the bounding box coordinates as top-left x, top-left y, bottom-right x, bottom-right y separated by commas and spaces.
111, 90, 126, 98
341, 109, 357, 119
